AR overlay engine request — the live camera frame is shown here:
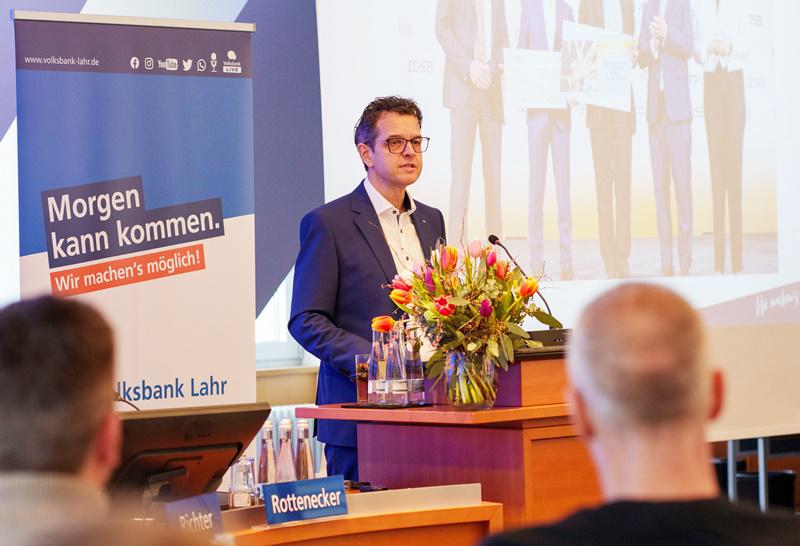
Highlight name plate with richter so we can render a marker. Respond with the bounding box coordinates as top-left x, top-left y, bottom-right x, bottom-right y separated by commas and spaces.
163, 492, 223, 536
263, 476, 348, 525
